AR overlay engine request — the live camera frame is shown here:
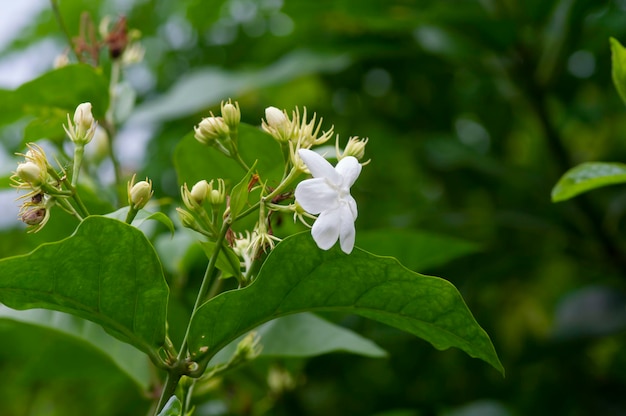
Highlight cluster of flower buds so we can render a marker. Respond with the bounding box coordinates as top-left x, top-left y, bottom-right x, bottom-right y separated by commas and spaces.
194, 100, 242, 158
11, 143, 71, 232
177, 178, 227, 238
